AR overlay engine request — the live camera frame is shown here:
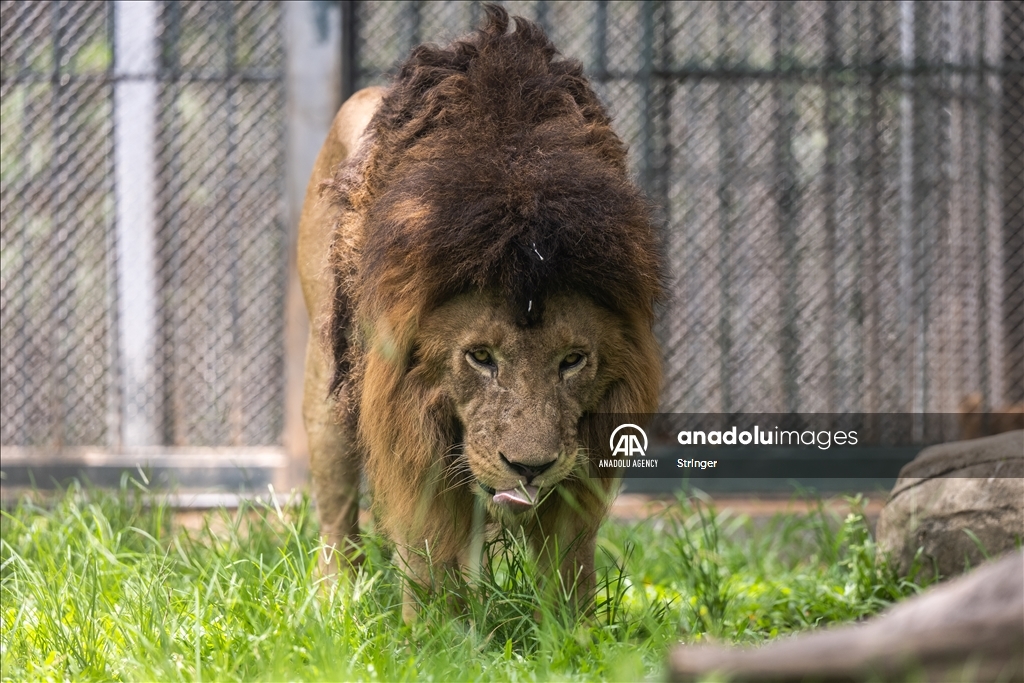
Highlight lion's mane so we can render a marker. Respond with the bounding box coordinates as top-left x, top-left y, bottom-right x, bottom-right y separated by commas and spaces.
322, 5, 663, 551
